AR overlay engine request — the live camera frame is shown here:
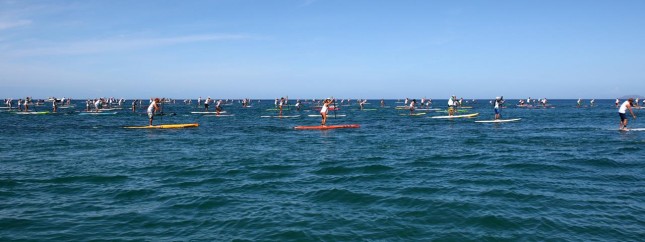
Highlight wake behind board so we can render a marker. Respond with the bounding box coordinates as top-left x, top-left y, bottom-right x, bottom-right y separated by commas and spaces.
204, 114, 235, 117
294, 124, 360, 130
124, 123, 199, 129
431, 113, 479, 119
475, 118, 521, 123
